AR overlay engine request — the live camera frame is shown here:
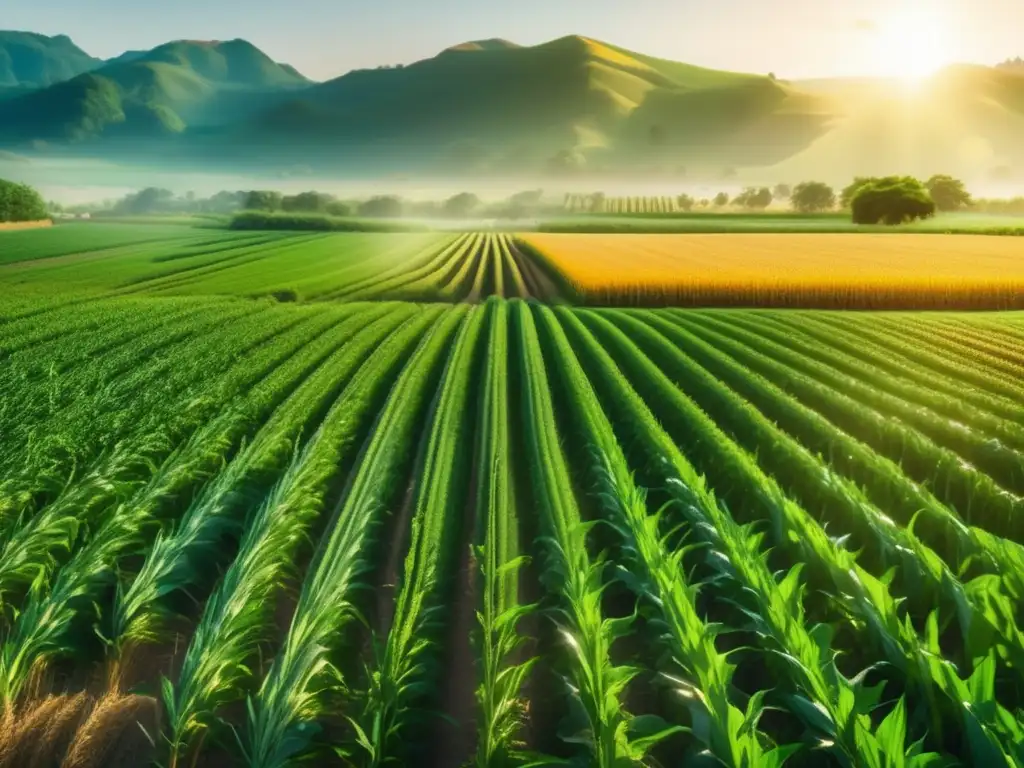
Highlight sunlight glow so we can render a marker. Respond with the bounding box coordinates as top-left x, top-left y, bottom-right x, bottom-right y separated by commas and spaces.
871, 4, 953, 84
